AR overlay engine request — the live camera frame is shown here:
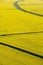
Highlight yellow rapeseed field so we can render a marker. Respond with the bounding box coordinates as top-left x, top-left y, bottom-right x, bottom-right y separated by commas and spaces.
0, 0, 43, 65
